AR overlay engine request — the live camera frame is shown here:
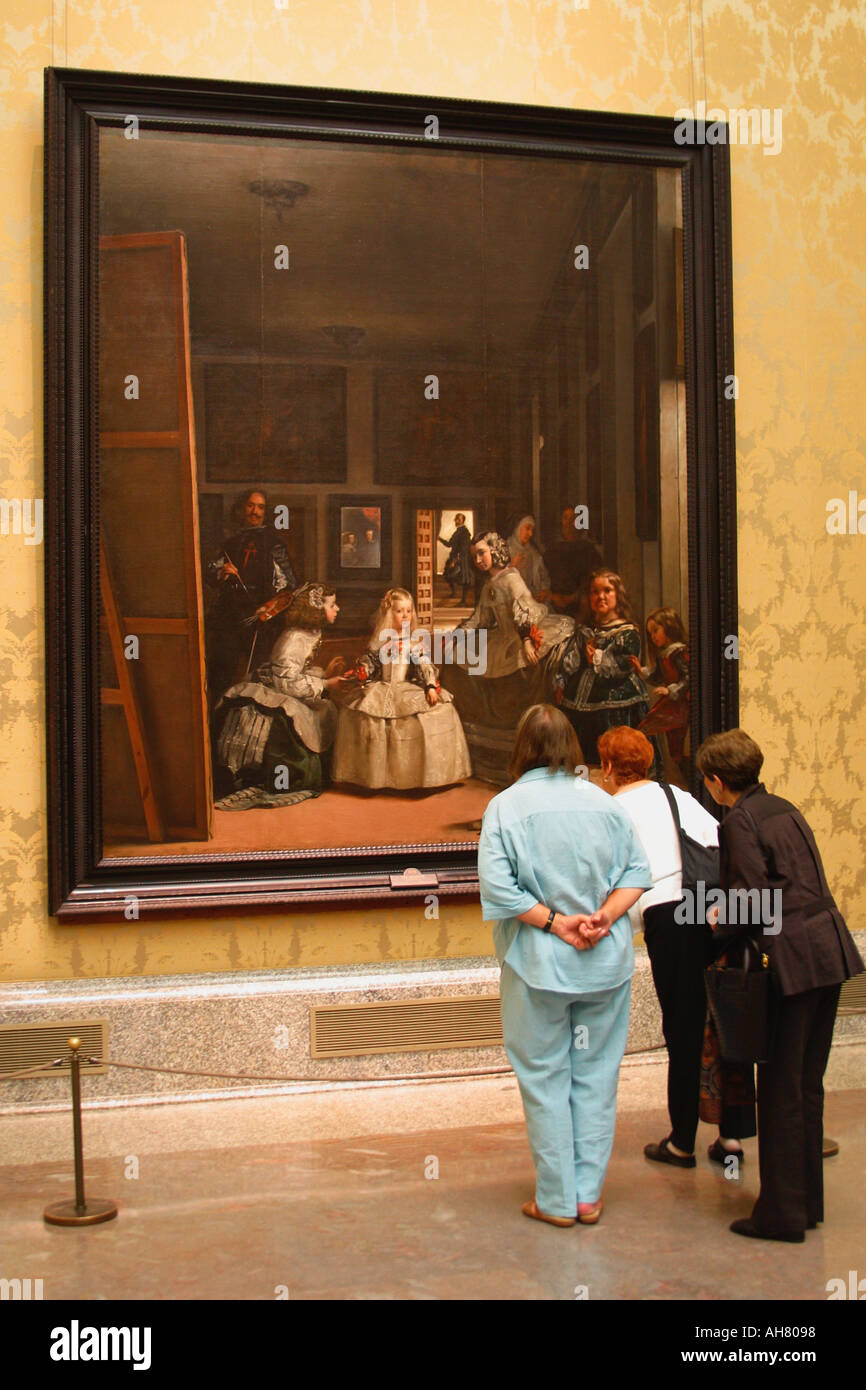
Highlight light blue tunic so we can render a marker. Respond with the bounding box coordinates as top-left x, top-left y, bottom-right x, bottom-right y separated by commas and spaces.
478, 767, 652, 994
479, 767, 653, 1214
